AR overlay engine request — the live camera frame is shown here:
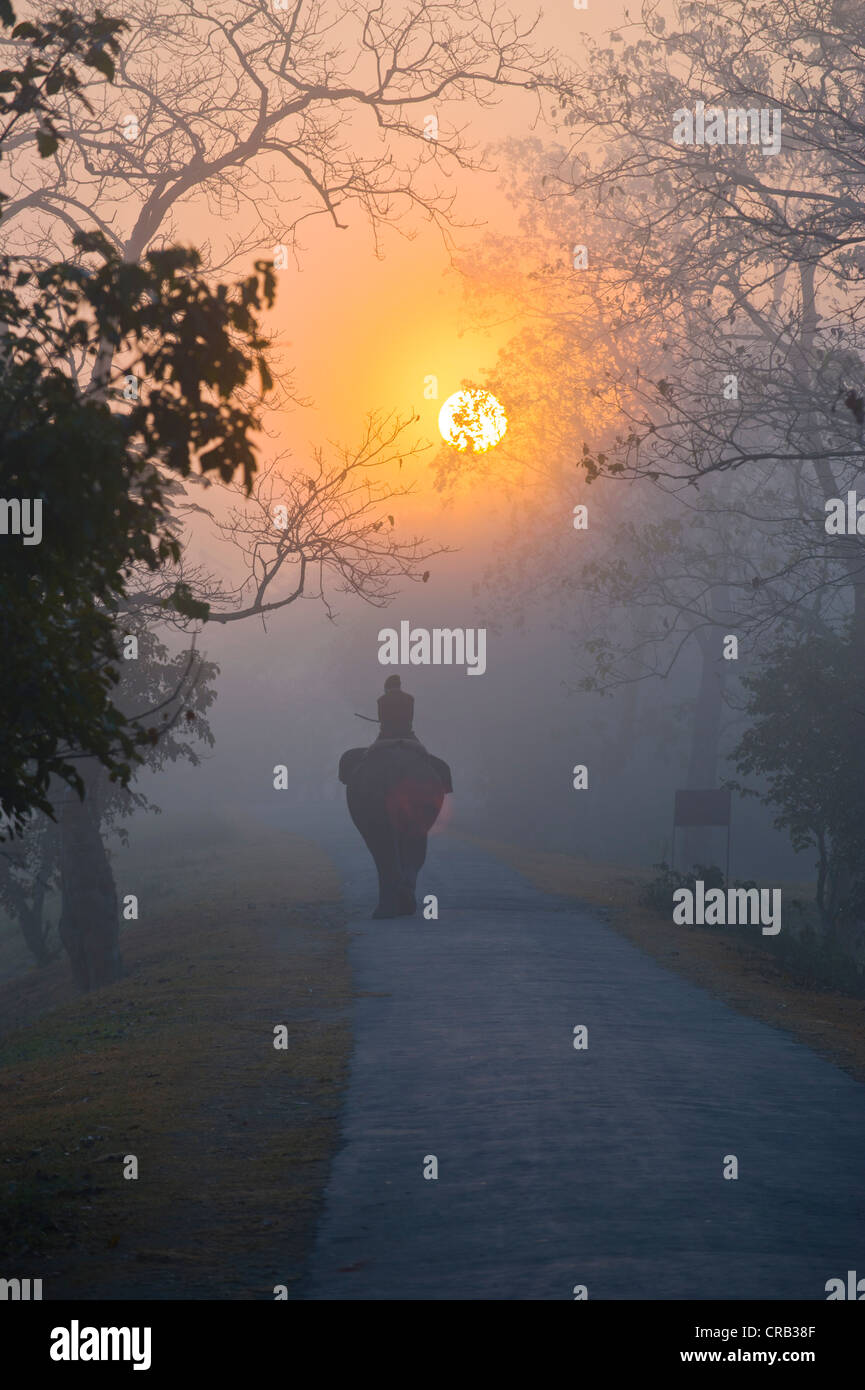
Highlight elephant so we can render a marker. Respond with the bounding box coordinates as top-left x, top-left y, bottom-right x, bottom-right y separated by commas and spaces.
338, 739, 453, 919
